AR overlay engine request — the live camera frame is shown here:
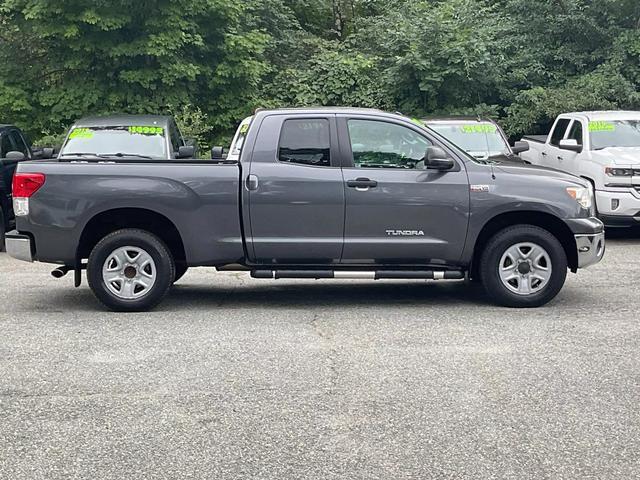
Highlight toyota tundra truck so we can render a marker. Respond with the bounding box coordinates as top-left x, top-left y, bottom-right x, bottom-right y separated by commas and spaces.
5, 108, 605, 311
520, 111, 640, 227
